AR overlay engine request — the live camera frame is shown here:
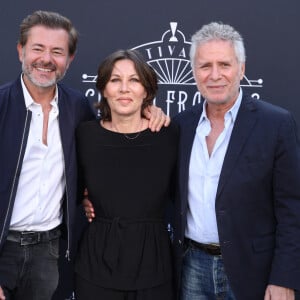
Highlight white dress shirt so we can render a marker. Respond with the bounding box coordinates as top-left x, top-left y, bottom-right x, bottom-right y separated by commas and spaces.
10, 76, 64, 231
185, 89, 243, 244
